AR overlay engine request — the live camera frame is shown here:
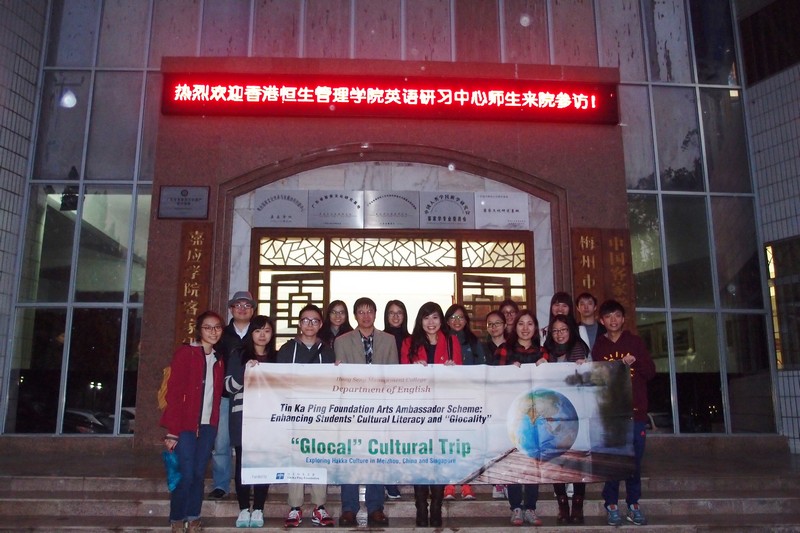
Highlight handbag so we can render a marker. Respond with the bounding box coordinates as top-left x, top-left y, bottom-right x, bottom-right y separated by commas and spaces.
161, 450, 181, 492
